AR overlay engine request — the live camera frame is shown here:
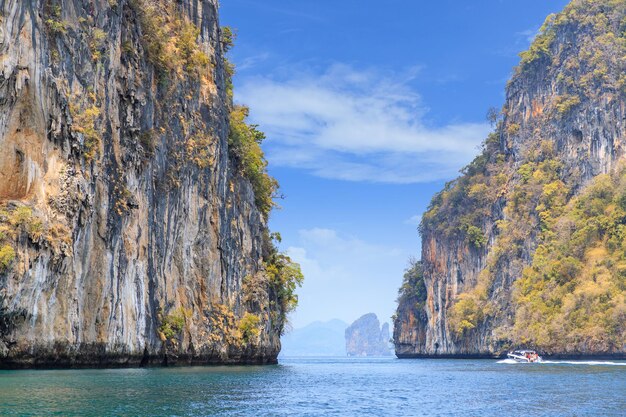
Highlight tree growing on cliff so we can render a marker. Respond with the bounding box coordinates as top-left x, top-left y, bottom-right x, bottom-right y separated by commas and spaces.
228, 105, 279, 219
397, 259, 427, 309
